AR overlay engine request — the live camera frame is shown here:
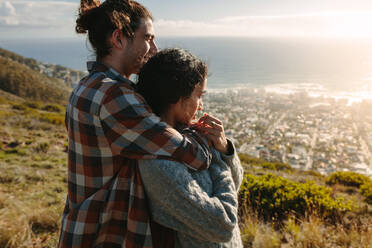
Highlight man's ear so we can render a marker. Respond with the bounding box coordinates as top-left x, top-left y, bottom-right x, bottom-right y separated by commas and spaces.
111, 29, 126, 49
